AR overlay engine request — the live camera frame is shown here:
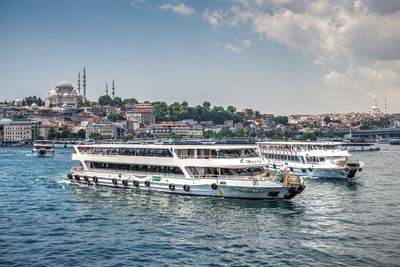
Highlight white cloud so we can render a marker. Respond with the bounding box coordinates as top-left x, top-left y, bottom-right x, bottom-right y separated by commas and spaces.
130, 0, 144, 8
223, 43, 242, 53
159, 3, 195, 15
241, 39, 253, 47
203, 9, 224, 28
323, 61, 400, 106
225, 0, 400, 63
